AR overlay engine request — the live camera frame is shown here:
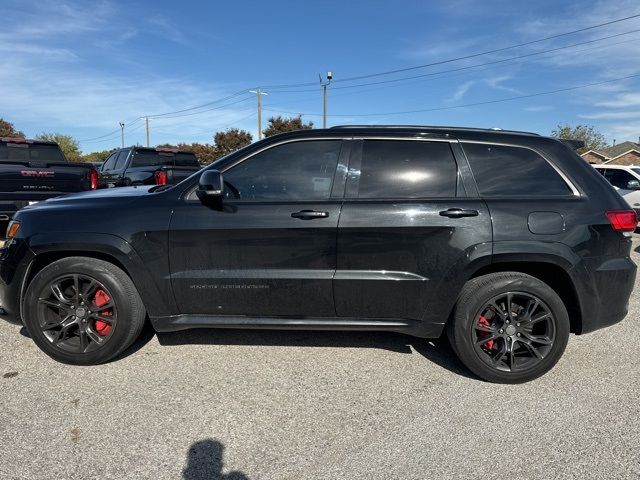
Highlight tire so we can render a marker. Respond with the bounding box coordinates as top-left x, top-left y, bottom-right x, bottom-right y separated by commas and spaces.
447, 272, 570, 383
22, 257, 146, 365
